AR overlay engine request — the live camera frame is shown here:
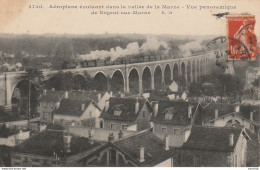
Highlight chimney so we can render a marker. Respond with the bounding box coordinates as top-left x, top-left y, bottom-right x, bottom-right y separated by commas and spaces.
108, 133, 114, 142
250, 111, 254, 121
81, 103, 85, 111
56, 102, 60, 109
235, 105, 240, 112
43, 89, 47, 95
229, 133, 234, 146
105, 100, 109, 111
153, 102, 158, 117
164, 134, 169, 150
64, 91, 68, 99
98, 93, 101, 102
215, 109, 219, 119
63, 135, 72, 153
110, 91, 113, 97
118, 130, 124, 139
135, 98, 139, 114
88, 129, 94, 144
188, 105, 192, 118
121, 93, 125, 98
138, 147, 145, 162
51, 88, 55, 91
